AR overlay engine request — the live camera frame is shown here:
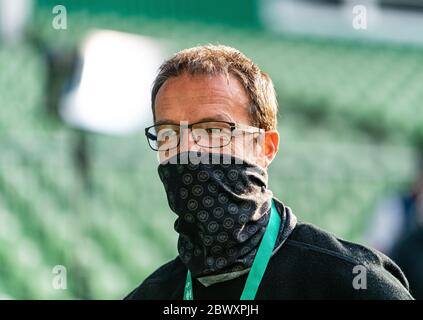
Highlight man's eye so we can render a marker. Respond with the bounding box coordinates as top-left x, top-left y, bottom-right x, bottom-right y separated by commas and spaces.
205, 128, 221, 133
159, 128, 178, 135
158, 130, 178, 140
